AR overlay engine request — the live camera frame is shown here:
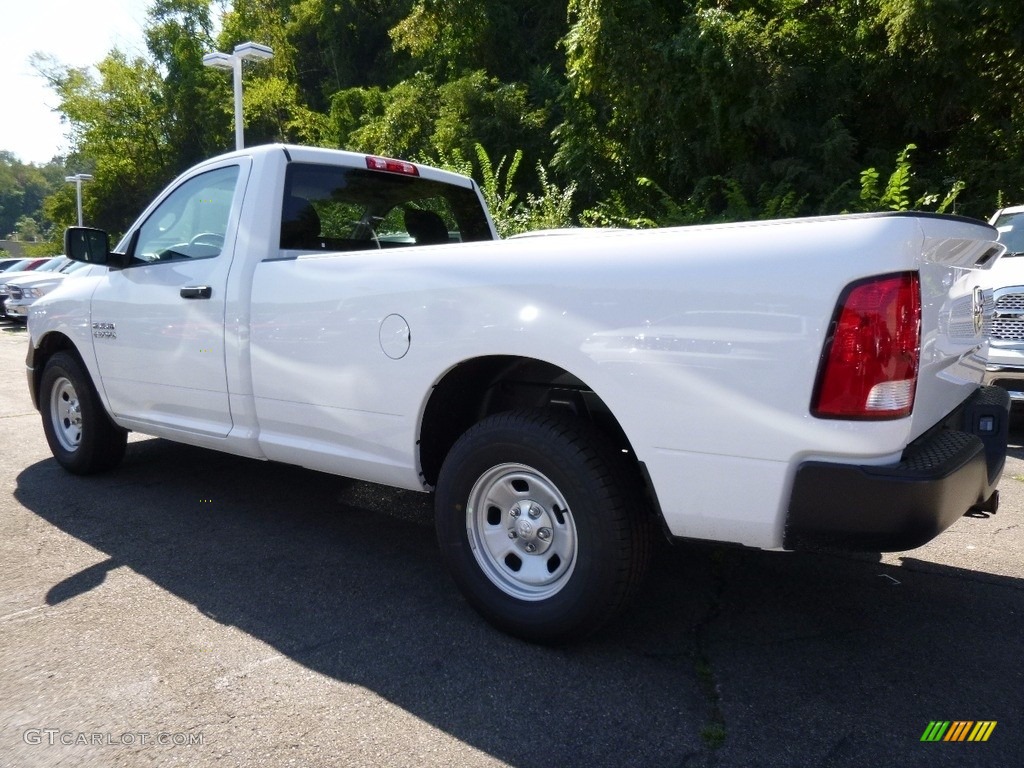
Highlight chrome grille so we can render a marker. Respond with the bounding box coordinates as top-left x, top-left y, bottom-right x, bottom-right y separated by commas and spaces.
991, 318, 1024, 341
946, 289, 994, 340
996, 293, 1024, 312
990, 288, 1024, 342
